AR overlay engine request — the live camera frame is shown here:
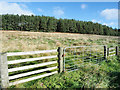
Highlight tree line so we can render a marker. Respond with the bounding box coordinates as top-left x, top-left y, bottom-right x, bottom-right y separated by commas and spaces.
1, 14, 119, 36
